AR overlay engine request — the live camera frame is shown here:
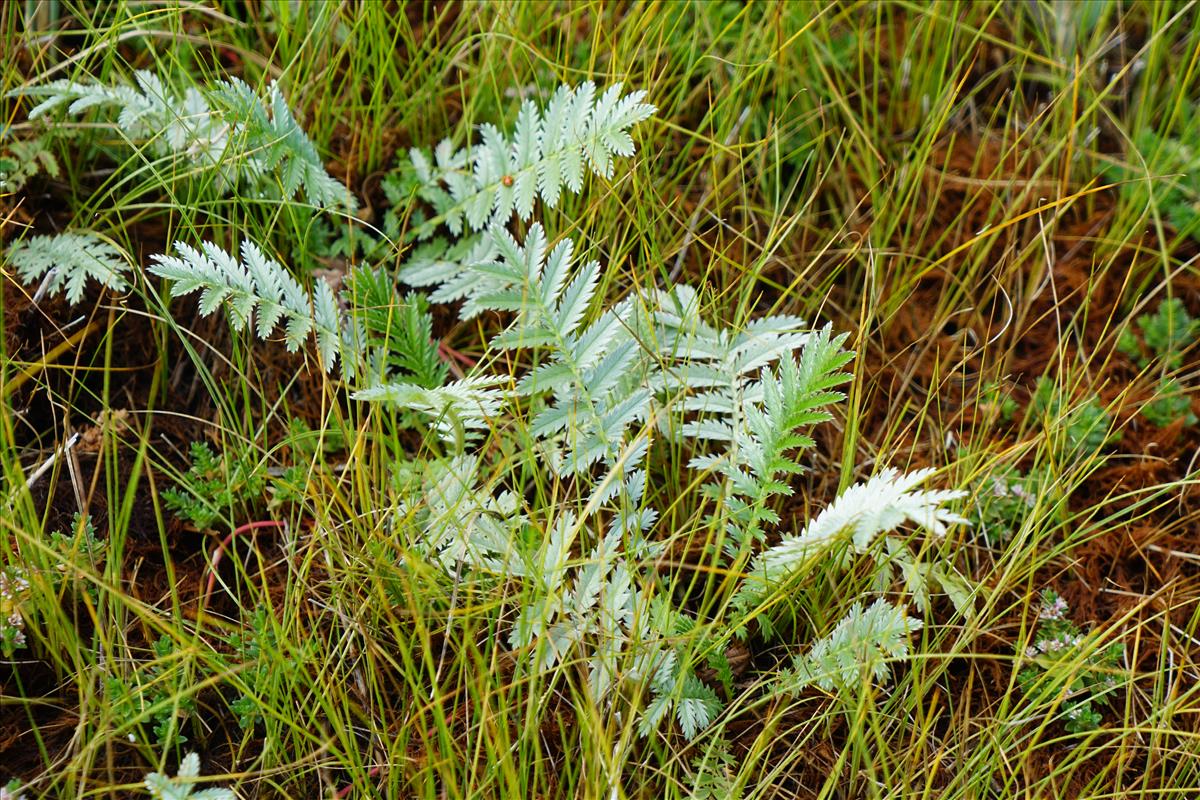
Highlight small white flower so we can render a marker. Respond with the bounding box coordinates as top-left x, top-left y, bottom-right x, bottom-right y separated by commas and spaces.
1038, 595, 1068, 621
